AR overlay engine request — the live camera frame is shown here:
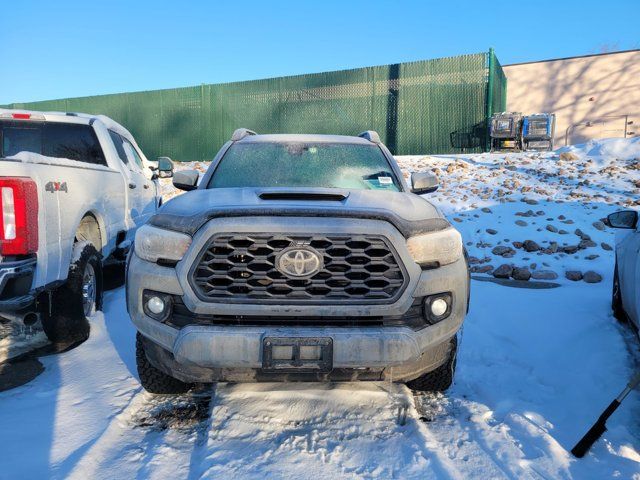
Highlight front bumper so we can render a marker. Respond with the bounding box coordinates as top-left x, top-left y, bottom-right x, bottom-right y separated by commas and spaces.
127, 248, 469, 382
0, 258, 37, 312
